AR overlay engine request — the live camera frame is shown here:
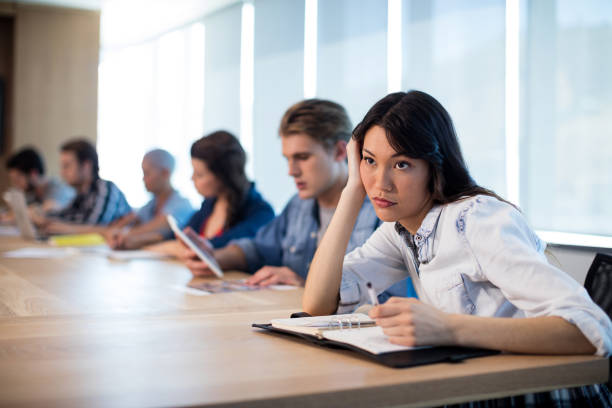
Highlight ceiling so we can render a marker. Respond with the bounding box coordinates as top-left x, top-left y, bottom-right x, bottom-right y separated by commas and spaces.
5, 0, 240, 47
8, 0, 102, 10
